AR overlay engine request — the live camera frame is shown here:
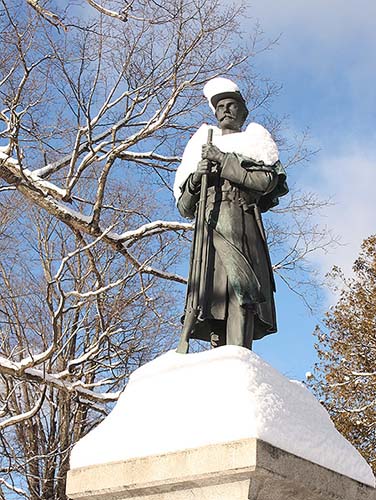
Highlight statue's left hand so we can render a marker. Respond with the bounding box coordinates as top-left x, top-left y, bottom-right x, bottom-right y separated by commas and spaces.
202, 144, 225, 164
